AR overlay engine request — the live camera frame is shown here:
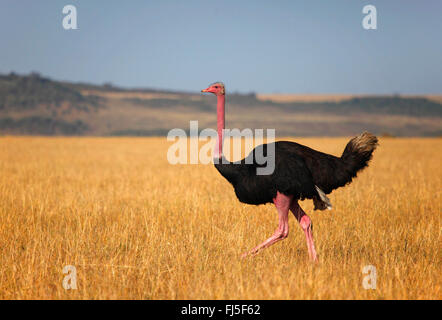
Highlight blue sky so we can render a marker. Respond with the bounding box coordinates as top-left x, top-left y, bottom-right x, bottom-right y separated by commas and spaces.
0, 0, 441, 94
